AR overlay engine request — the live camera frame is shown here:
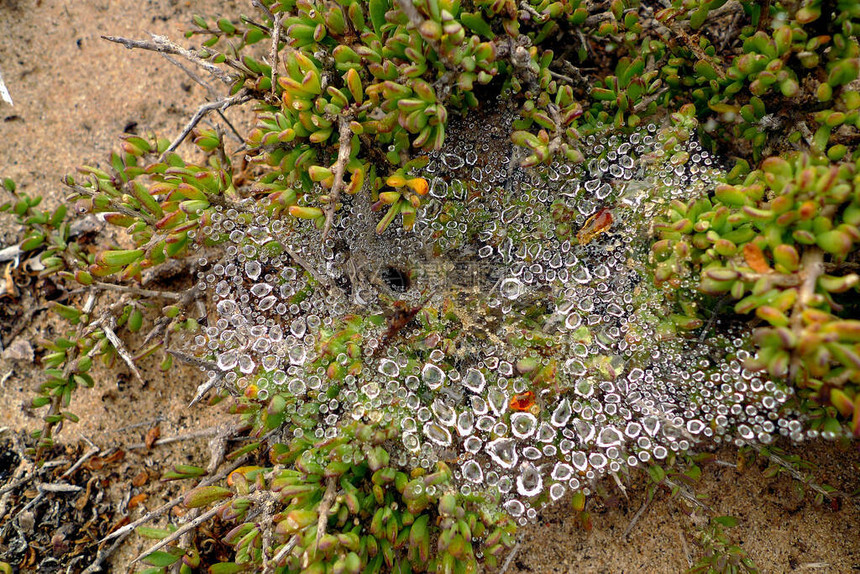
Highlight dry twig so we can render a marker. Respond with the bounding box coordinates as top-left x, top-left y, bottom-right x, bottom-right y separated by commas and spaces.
102, 34, 236, 84
100, 452, 254, 544
0, 64, 12, 106
59, 443, 101, 480
746, 443, 840, 501
623, 492, 653, 538
269, 13, 284, 96
499, 541, 521, 574
314, 477, 338, 550
322, 117, 352, 240
163, 89, 253, 155
129, 505, 222, 565
268, 535, 300, 572
251, 0, 276, 22
125, 426, 228, 450
103, 318, 144, 384
663, 476, 709, 510
93, 281, 182, 300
